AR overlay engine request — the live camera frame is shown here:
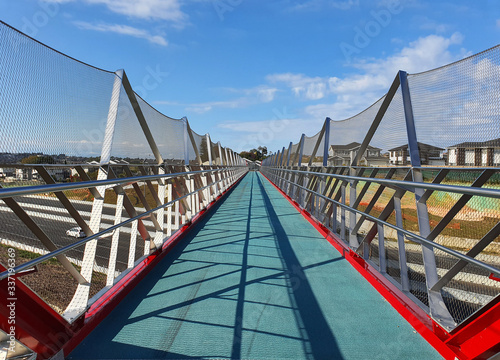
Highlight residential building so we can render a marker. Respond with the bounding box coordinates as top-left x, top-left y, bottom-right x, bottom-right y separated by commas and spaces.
447, 138, 500, 166
328, 142, 388, 167
388, 142, 445, 166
